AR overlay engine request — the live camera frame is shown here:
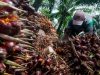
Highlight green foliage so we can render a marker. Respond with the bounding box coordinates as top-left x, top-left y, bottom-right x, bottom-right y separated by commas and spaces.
30, 0, 35, 5
30, 0, 100, 36
76, 0, 100, 5
40, 7, 51, 18
59, 15, 72, 37
56, 0, 77, 36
